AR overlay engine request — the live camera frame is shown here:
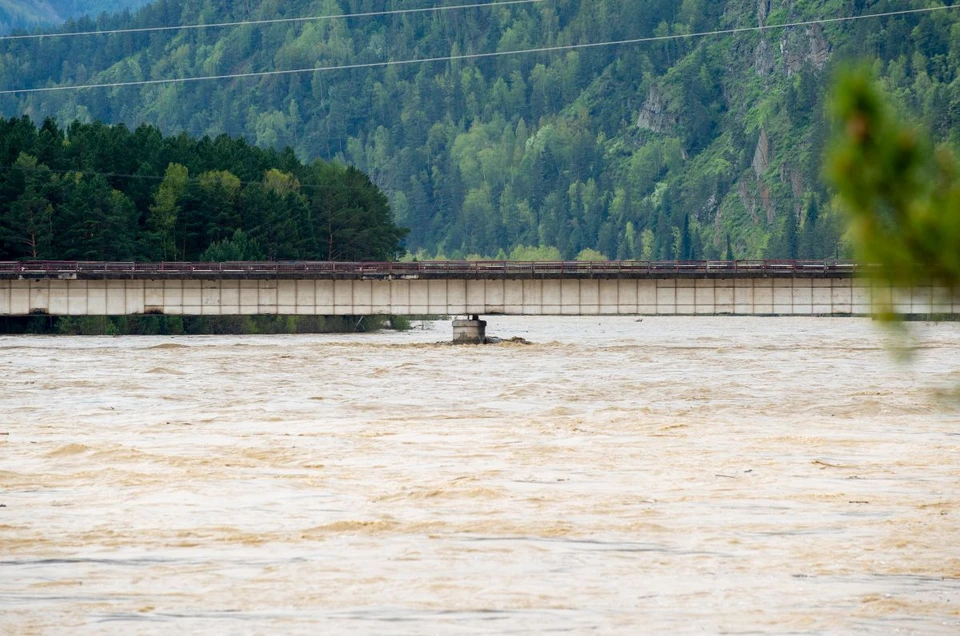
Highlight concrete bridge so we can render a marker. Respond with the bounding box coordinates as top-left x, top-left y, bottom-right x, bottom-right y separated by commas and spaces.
1, 261, 954, 341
